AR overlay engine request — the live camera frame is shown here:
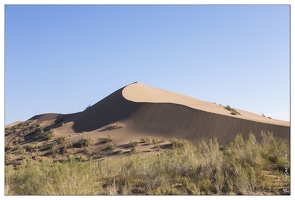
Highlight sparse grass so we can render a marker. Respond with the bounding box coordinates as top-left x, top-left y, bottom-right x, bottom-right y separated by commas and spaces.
5, 132, 290, 195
